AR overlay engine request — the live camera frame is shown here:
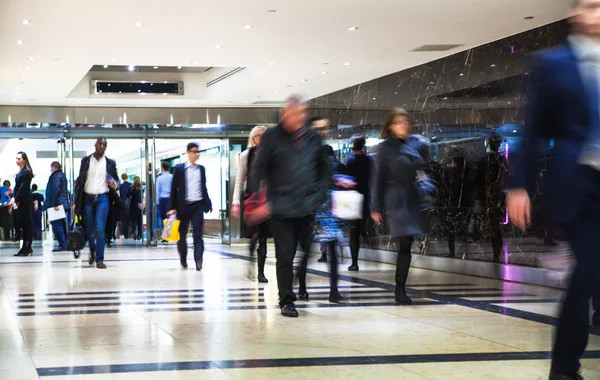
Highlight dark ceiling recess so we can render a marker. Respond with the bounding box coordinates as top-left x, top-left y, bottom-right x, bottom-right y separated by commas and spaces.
410, 44, 464, 52
95, 81, 181, 94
